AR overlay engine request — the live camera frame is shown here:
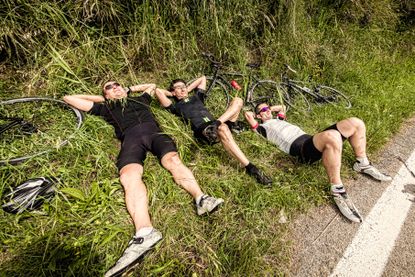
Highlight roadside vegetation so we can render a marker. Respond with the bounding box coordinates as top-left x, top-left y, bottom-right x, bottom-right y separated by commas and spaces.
1, 1, 414, 275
